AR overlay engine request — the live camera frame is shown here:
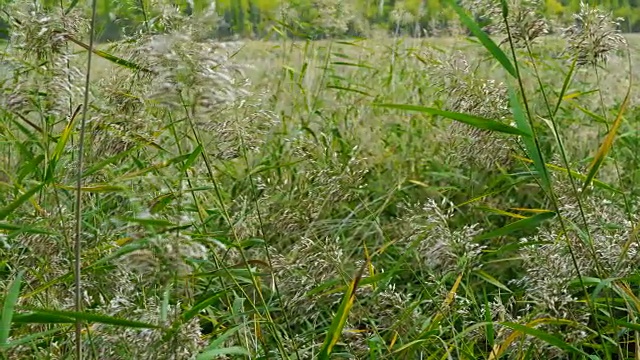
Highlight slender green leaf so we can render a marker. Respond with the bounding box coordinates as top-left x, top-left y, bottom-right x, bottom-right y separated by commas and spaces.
196, 346, 249, 359
12, 309, 160, 328
375, 103, 529, 136
203, 325, 246, 351
179, 292, 226, 326
509, 86, 551, 192
180, 145, 203, 172
475, 270, 512, 293
500, 322, 589, 356
3, 327, 64, 348
46, 105, 81, 183
0, 183, 45, 221
582, 88, 631, 193
475, 211, 556, 241
64, 0, 80, 14
121, 217, 175, 227
82, 144, 142, 178
0, 270, 24, 347
447, 0, 516, 78
66, 36, 153, 73
318, 262, 367, 360
0, 222, 56, 235
553, 58, 578, 117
